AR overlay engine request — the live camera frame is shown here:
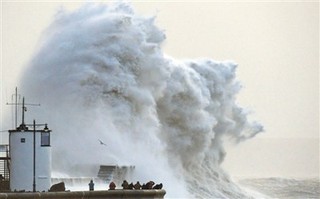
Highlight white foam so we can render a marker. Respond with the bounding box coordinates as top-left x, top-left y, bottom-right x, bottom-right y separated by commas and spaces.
19, 2, 263, 198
